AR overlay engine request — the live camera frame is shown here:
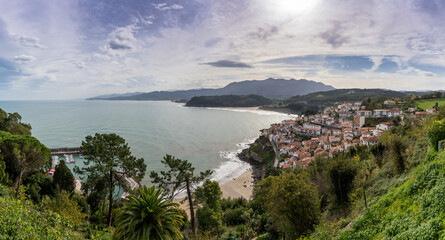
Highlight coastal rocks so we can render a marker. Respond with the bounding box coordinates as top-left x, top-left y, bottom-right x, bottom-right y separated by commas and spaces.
237, 136, 274, 185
